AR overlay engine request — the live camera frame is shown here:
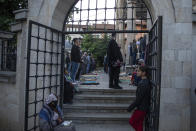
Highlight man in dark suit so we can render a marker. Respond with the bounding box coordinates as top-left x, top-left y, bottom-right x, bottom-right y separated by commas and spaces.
107, 33, 123, 89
